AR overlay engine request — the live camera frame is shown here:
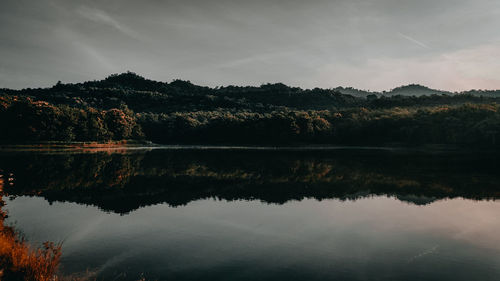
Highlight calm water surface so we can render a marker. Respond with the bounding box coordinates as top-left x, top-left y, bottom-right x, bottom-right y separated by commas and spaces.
1, 147, 499, 280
